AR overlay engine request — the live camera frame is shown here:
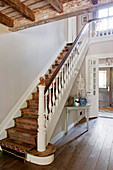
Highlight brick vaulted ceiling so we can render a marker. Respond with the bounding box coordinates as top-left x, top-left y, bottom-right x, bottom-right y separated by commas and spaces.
0, 0, 113, 32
